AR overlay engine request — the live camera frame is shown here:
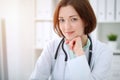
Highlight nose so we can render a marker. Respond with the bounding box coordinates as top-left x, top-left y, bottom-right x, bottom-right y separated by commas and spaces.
64, 20, 71, 30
